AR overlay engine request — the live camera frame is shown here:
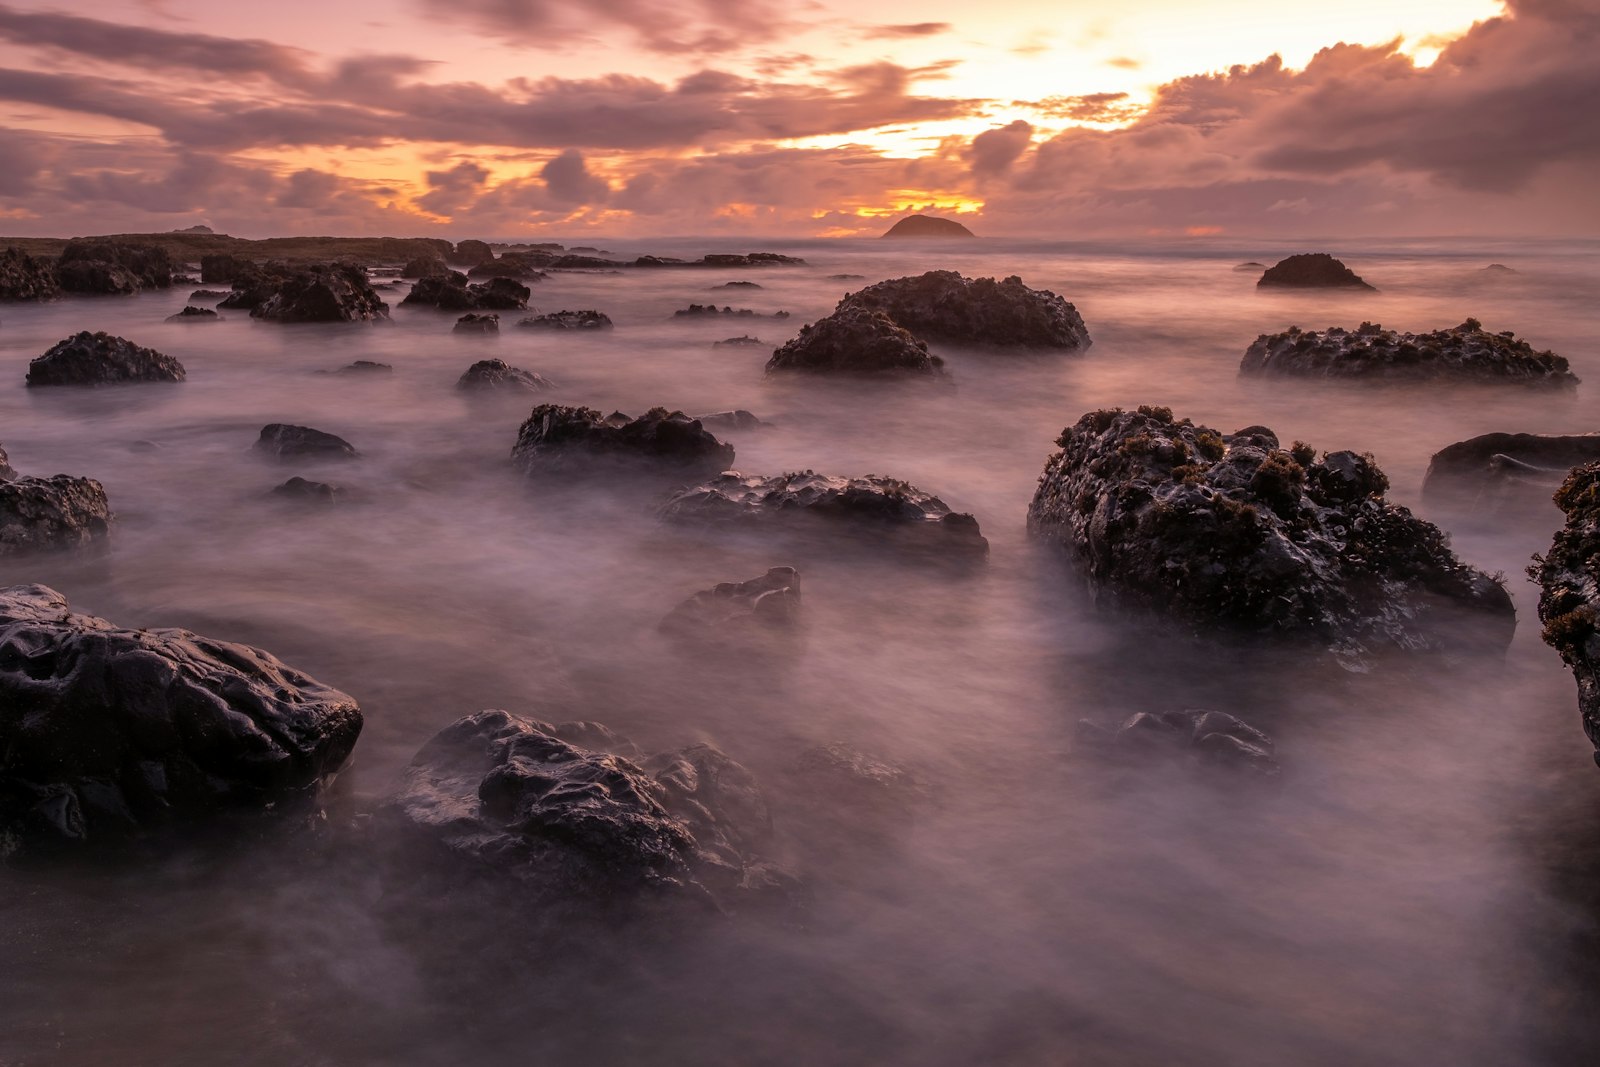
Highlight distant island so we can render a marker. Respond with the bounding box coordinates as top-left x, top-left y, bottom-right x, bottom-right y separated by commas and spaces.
171, 225, 215, 235
881, 215, 976, 239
